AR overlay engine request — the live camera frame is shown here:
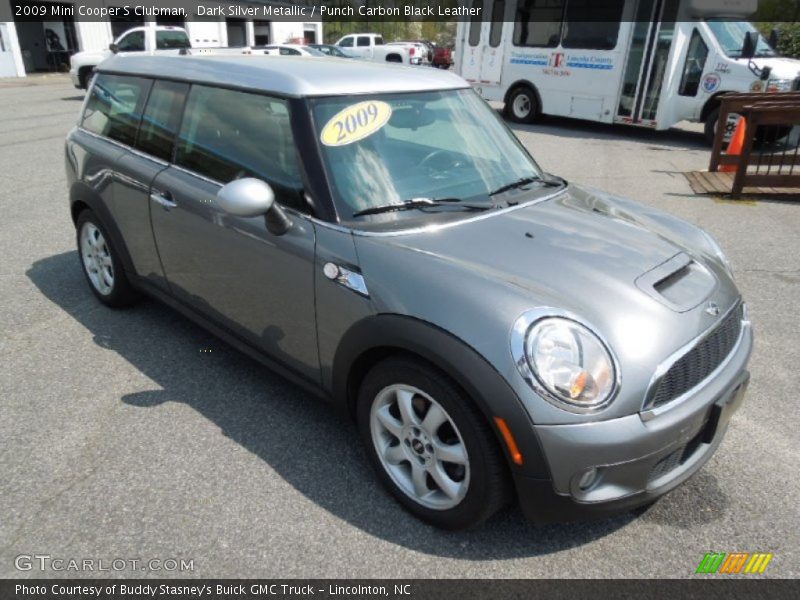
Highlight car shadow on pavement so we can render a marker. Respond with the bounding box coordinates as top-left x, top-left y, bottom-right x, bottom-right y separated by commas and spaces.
27, 251, 727, 560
